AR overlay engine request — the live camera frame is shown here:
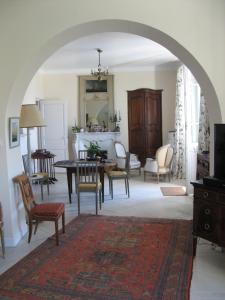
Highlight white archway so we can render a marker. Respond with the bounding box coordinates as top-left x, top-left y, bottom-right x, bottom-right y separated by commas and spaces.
7, 20, 221, 123
4, 19, 221, 245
